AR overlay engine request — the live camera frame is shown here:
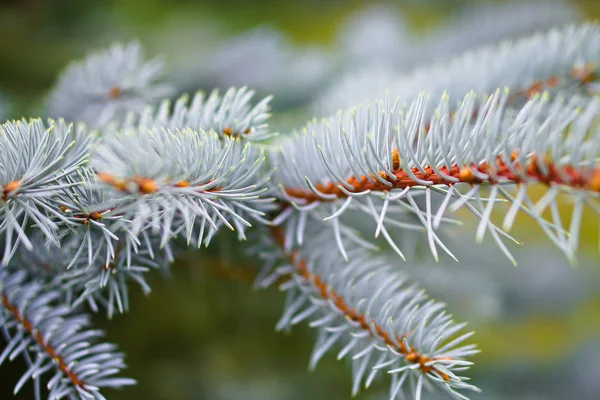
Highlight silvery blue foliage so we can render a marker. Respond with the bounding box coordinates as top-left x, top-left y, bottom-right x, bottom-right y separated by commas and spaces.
2, 18, 600, 400
275, 89, 600, 263
316, 22, 598, 115
115, 86, 274, 141
91, 127, 272, 246
59, 236, 168, 319
387, 23, 600, 113
256, 218, 479, 399
0, 269, 136, 399
10, 229, 171, 319
51, 168, 125, 269
0, 119, 90, 265
47, 42, 172, 128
